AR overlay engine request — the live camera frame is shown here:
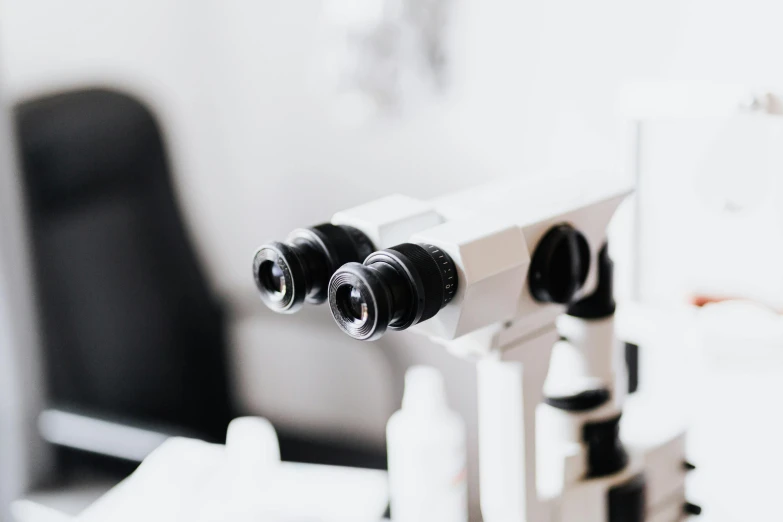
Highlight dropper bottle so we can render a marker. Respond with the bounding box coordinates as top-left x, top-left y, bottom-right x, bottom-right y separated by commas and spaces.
386, 366, 468, 522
